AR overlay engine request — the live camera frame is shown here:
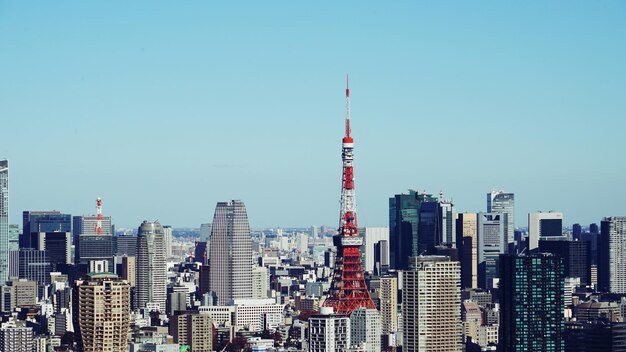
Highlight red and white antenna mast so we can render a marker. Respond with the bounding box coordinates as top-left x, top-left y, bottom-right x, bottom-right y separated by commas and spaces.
323, 76, 377, 315
96, 197, 103, 236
